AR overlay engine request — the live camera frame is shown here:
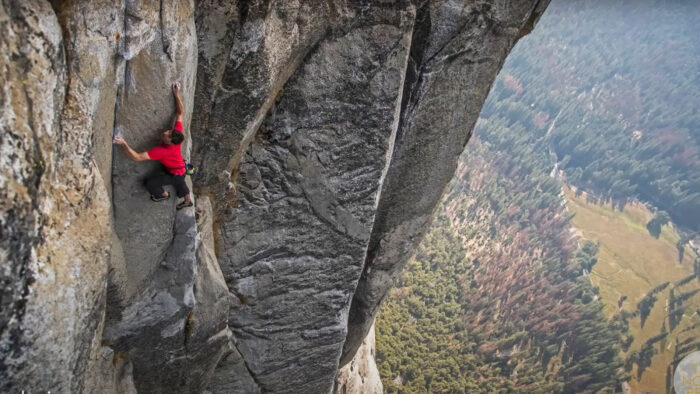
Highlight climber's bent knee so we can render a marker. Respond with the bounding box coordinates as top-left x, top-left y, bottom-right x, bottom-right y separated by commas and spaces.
145, 173, 169, 197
